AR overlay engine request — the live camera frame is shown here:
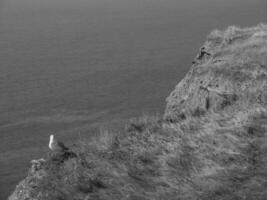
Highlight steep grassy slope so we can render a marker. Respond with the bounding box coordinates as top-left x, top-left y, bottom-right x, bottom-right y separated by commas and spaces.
9, 24, 267, 200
